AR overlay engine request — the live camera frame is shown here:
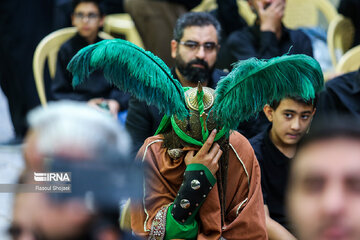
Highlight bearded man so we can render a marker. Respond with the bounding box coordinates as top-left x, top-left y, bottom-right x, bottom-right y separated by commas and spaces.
125, 12, 227, 156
